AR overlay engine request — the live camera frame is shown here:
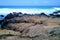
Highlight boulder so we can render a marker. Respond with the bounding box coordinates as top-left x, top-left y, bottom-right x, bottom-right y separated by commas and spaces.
6, 23, 35, 33
22, 24, 46, 37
